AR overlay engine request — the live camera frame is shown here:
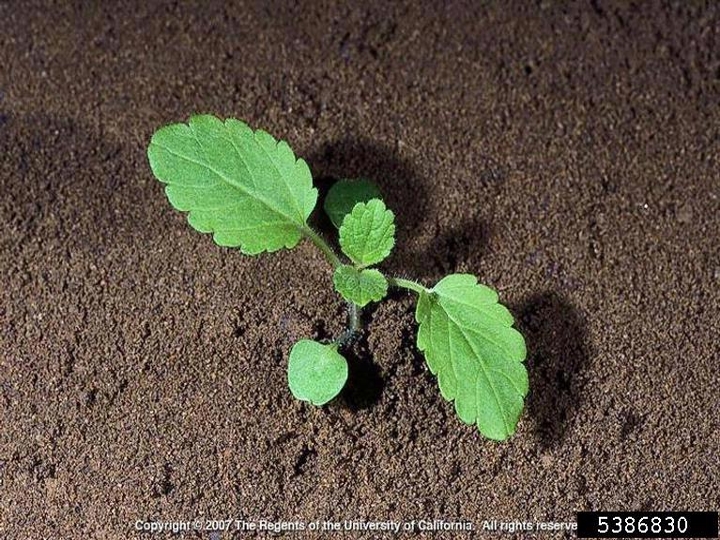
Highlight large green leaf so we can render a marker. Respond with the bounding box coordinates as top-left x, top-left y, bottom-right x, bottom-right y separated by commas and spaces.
288, 340, 348, 406
338, 199, 395, 267
147, 115, 317, 254
415, 274, 528, 440
333, 265, 388, 307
